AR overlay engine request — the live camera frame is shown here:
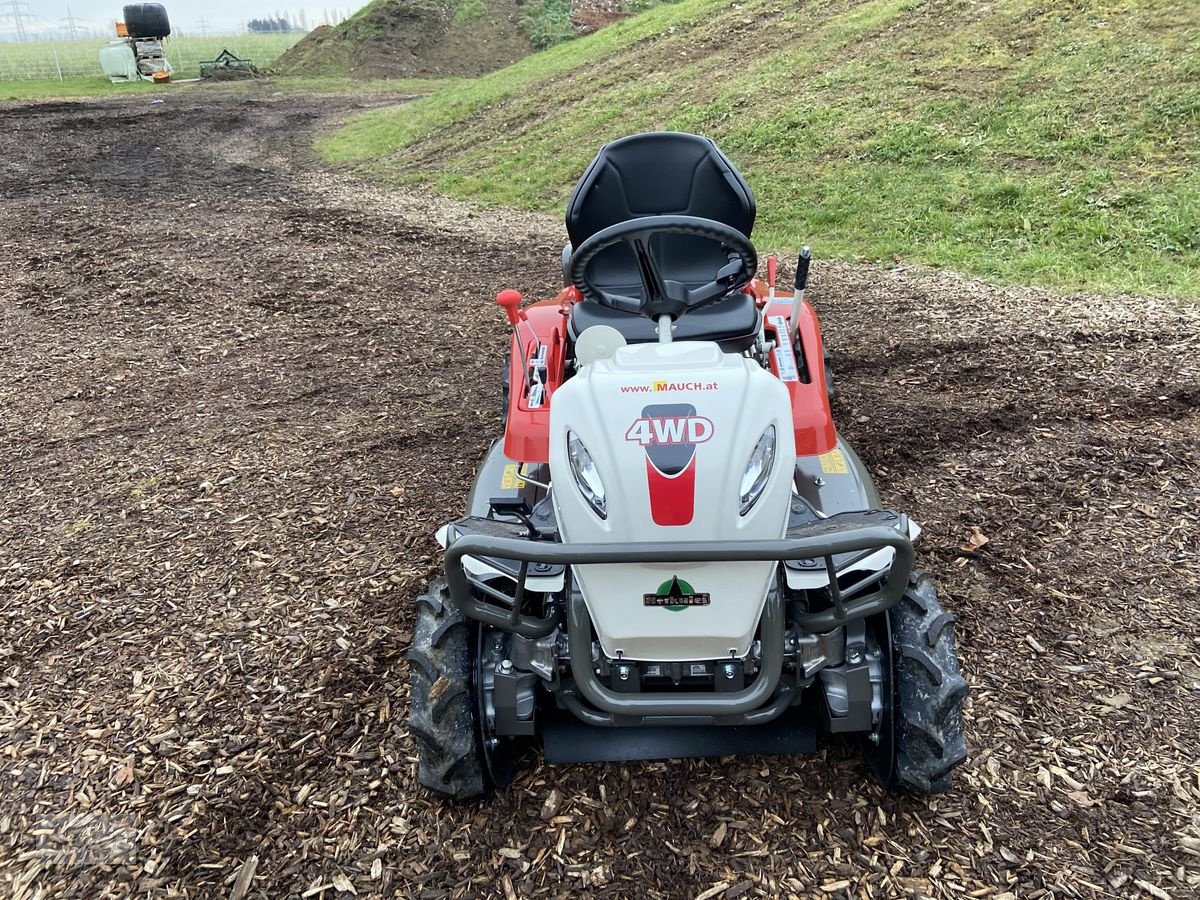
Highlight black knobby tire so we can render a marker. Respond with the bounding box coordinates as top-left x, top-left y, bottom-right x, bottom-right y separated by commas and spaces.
823, 348, 837, 401
500, 355, 511, 428
124, 3, 171, 39
887, 572, 969, 793
407, 579, 487, 801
